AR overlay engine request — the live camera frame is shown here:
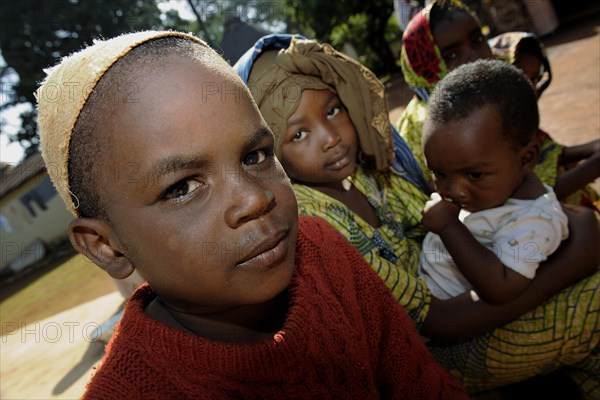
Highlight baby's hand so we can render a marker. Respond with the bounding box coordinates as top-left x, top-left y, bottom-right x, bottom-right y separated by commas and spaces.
422, 193, 461, 234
